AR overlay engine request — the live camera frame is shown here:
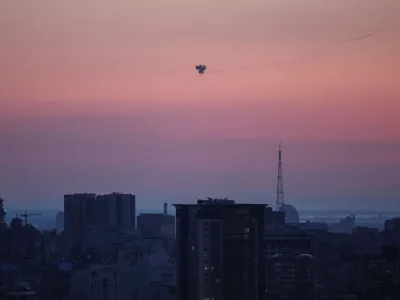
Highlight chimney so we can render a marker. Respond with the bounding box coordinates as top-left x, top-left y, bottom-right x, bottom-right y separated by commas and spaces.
164, 203, 168, 215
